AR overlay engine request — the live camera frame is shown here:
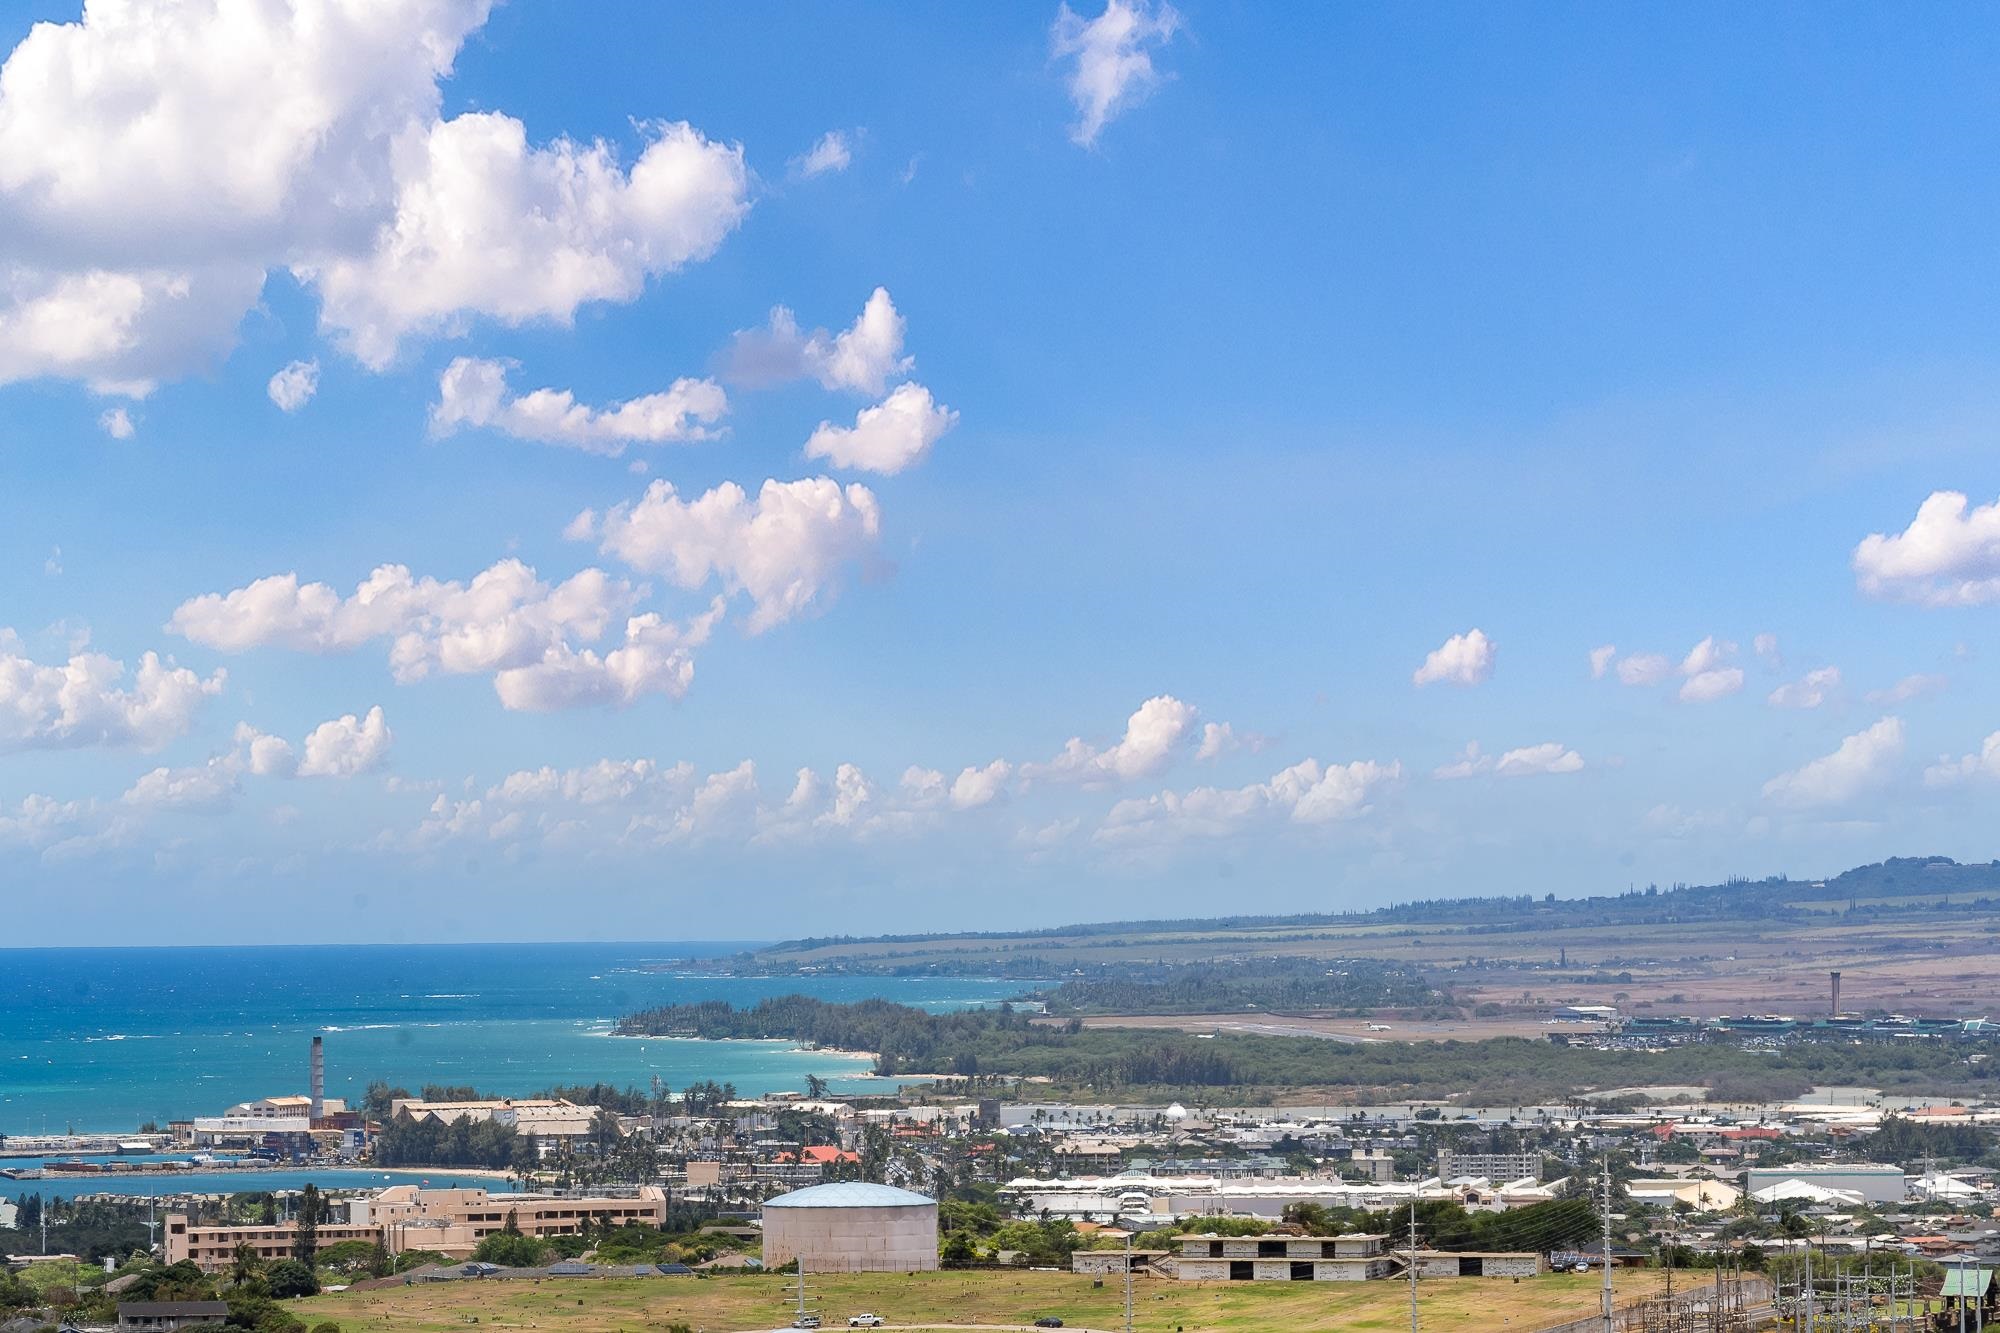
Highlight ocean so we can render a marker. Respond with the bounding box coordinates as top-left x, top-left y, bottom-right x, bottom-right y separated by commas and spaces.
0, 942, 1020, 1138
